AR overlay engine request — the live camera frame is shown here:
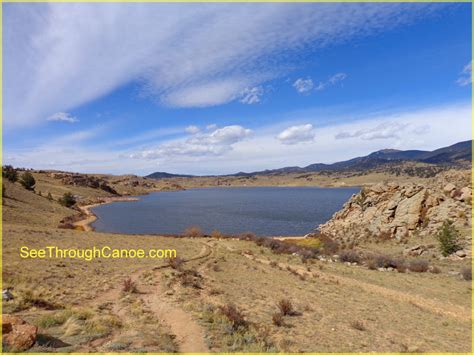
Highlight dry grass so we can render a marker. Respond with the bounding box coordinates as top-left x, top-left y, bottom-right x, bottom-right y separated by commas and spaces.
2, 175, 472, 353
